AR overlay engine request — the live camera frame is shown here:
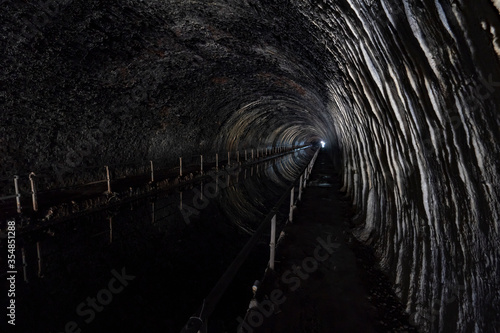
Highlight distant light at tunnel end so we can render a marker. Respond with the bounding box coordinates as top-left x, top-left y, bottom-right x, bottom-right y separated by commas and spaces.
320, 141, 326, 148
